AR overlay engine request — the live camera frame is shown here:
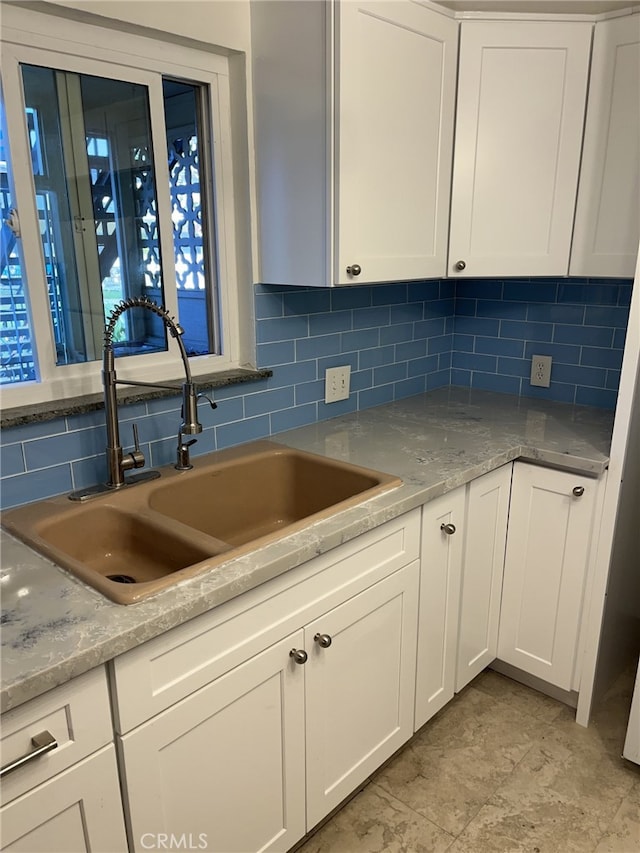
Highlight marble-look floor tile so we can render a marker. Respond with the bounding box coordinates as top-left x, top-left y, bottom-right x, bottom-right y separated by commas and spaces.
374, 688, 548, 836
451, 733, 638, 853
594, 778, 640, 853
449, 797, 607, 853
375, 741, 520, 837
414, 686, 550, 756
472, 670, 565, 723
296, 782, 454, 853
296, 671, 638, 853
537, 707, 639, 802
